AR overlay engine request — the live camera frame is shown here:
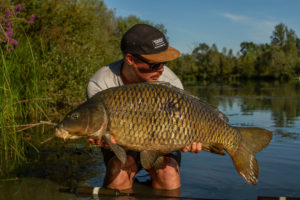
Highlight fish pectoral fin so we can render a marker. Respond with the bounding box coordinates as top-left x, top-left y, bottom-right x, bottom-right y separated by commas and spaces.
153, 156, 164, 170
140, 150, 160, 170
202, 143, 225, 155
102, 133, 126, 164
